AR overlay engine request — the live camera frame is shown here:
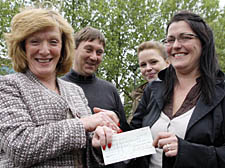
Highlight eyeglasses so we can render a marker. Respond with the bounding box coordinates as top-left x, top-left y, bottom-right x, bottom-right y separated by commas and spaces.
162, 33, 198, 46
